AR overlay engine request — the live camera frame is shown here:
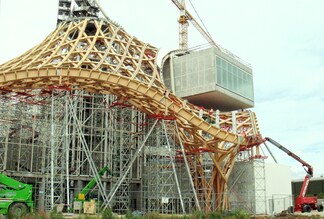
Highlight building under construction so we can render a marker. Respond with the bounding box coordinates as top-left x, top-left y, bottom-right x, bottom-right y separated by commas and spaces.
0, 0, 292, 216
